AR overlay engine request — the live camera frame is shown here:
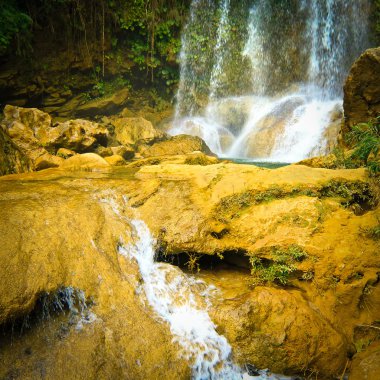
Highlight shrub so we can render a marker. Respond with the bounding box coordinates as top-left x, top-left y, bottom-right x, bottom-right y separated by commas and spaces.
346, 117, 380, 175
248, 245, 308, 286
